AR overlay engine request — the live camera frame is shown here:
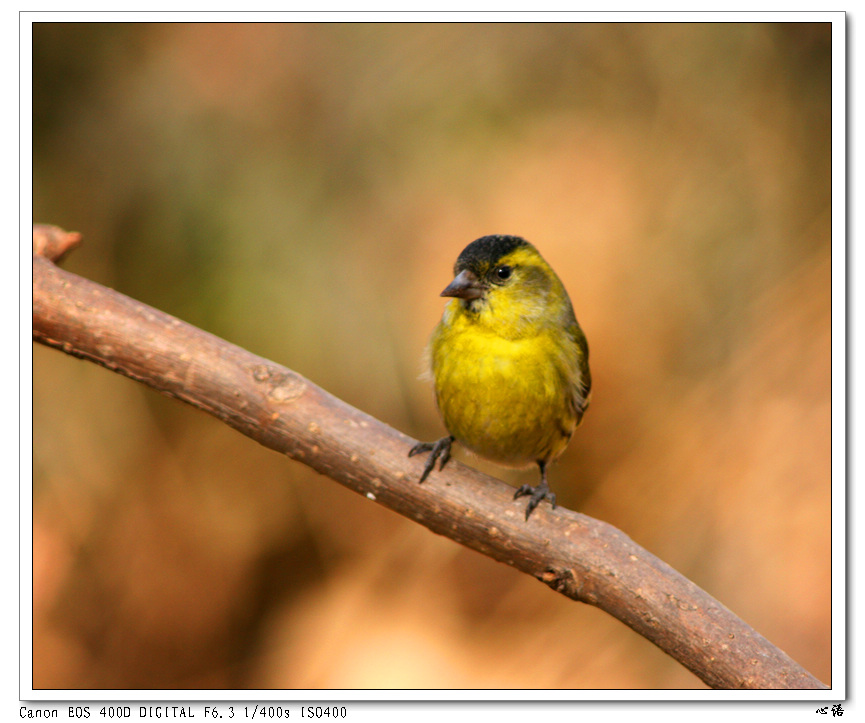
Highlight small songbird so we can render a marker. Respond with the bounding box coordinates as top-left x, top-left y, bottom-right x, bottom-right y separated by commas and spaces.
409, 234, 591, 520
